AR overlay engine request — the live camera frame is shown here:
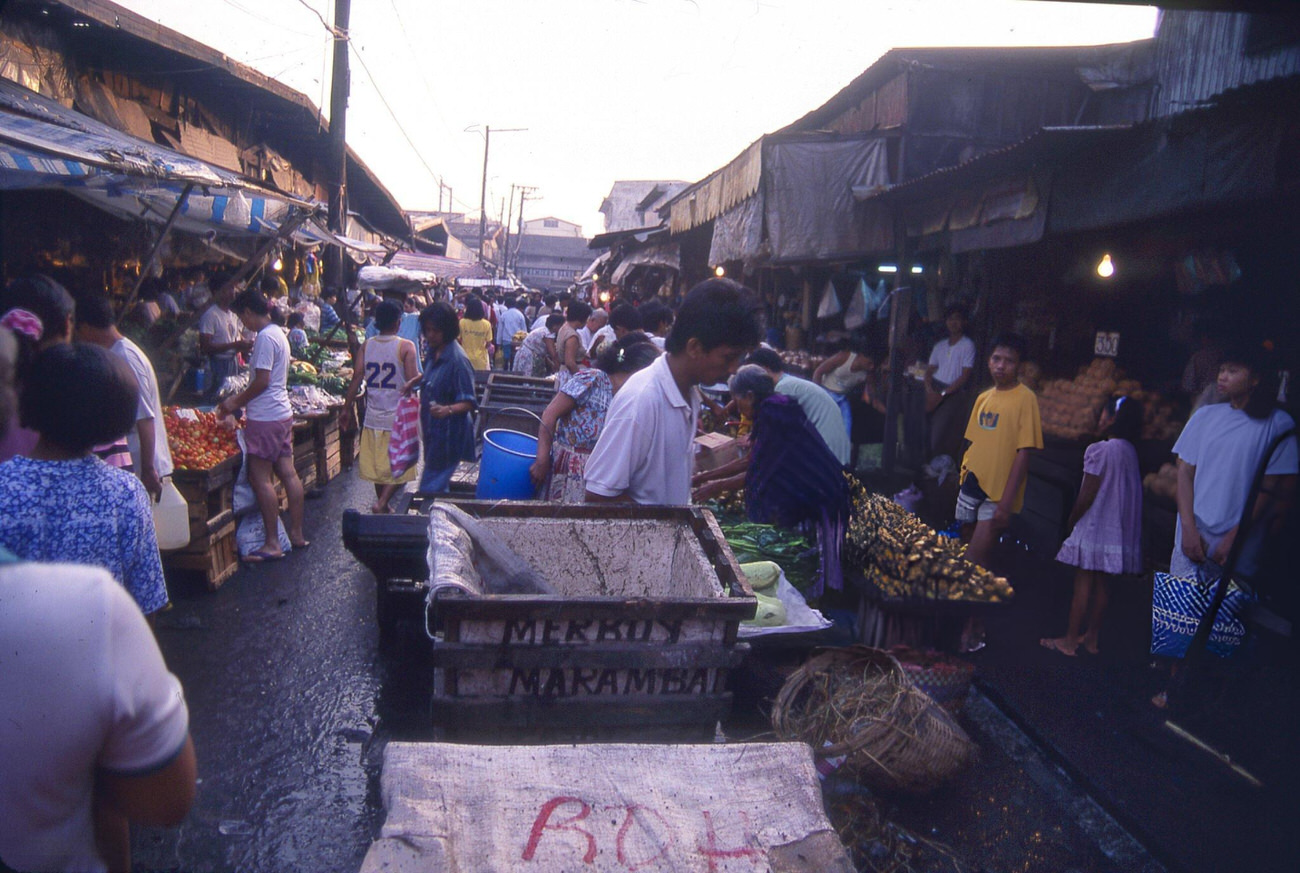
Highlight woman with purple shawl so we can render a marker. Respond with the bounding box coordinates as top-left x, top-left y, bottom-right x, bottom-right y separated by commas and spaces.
693, 365, 850, 595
